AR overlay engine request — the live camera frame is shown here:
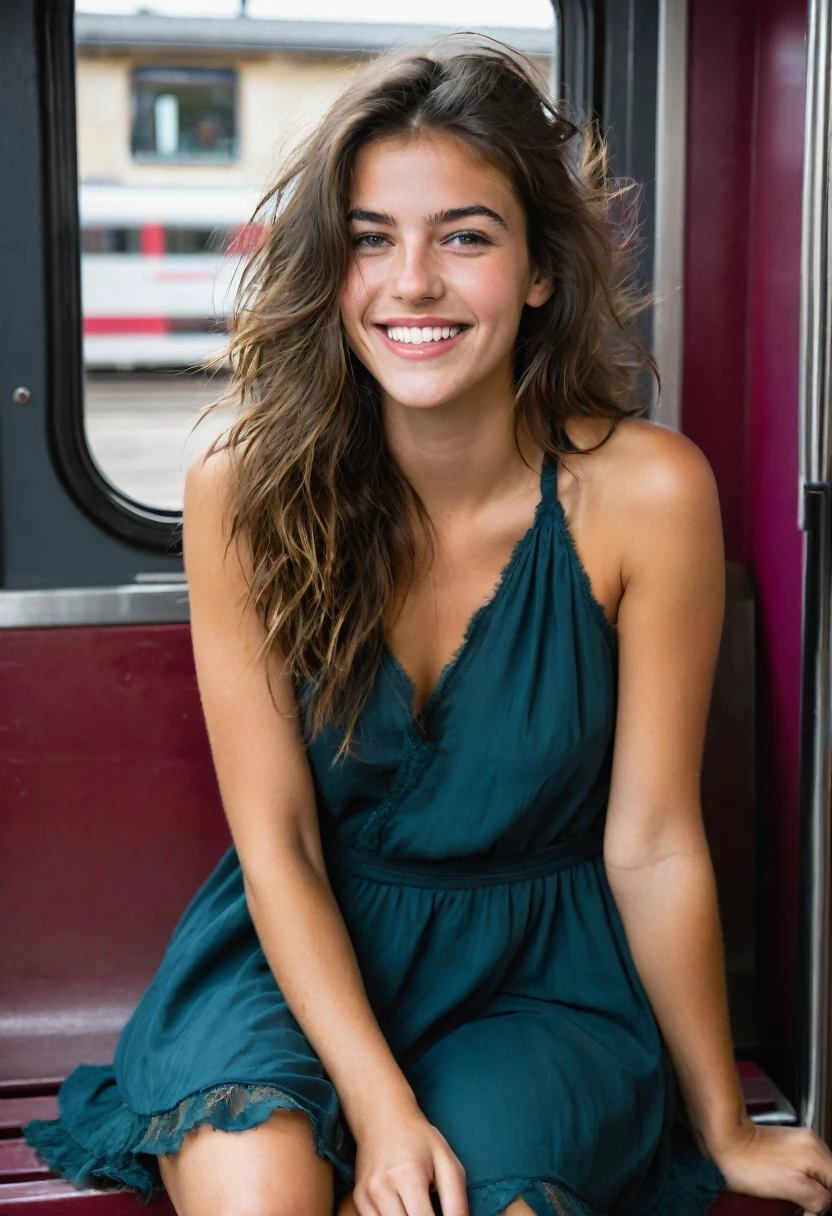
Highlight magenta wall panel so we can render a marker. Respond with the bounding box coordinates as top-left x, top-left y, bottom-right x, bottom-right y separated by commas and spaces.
683, 0, 757, 563
684, 0, 807, 1085
0, 625, 230, 1086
